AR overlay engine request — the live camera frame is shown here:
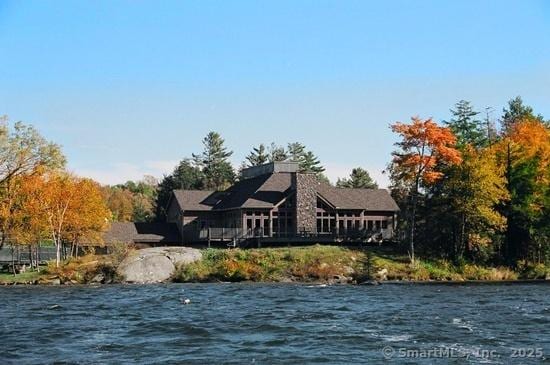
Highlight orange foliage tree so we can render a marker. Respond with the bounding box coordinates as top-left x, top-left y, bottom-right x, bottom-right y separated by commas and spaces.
389, 117, 462, 263
25, 173, 111, 267
493, 118, 550, 262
